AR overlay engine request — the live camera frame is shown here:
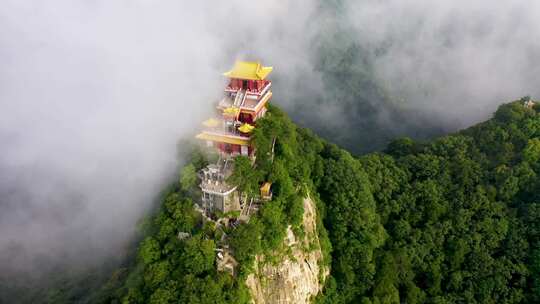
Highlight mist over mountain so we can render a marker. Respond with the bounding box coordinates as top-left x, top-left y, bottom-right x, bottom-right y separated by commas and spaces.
289, 0, 540, 153
1, 1, 540, 301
